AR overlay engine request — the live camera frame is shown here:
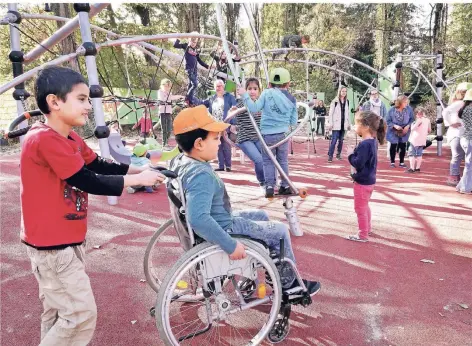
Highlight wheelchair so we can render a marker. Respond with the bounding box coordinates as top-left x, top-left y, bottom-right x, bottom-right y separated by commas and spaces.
145, 160, 314, 345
